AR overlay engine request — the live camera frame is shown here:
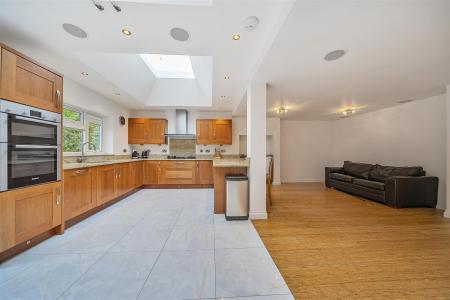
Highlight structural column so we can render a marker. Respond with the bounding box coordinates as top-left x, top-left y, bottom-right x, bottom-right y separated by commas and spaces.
446, 85, 450, 218
247, 82, 267, 219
